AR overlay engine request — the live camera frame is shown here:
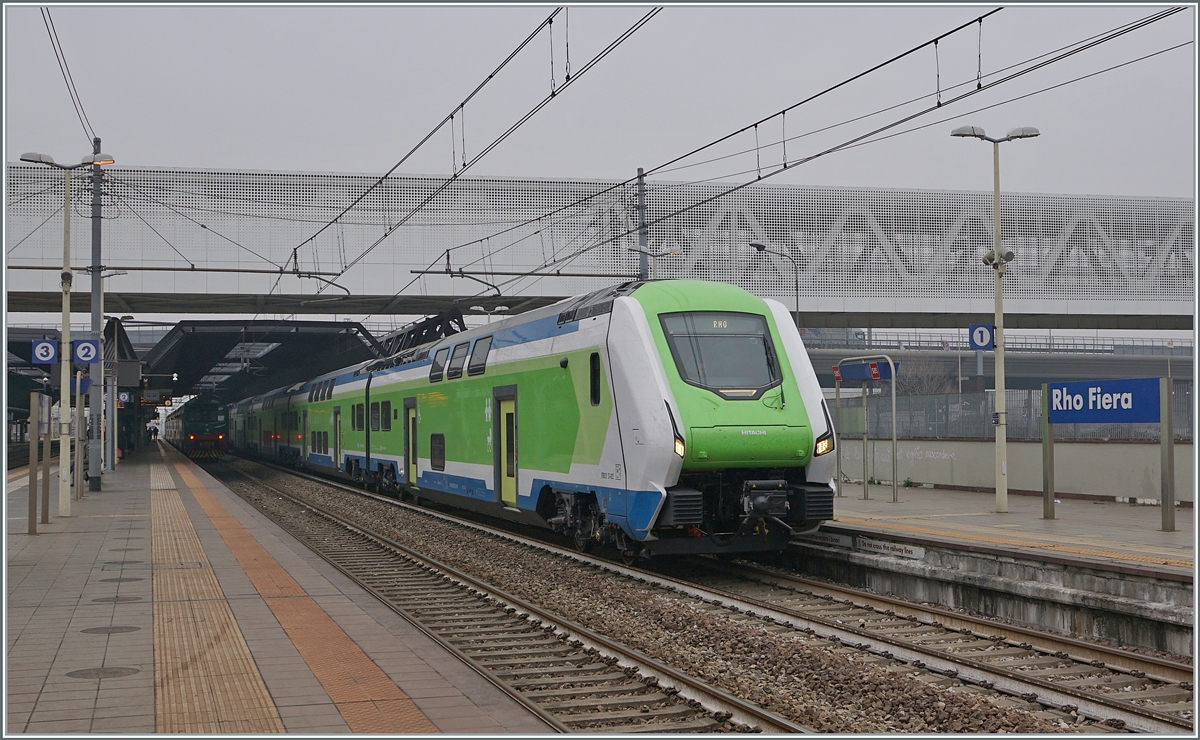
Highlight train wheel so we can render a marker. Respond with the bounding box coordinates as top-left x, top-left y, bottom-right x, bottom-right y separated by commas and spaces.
619, 542, 643, 566
571, 531, 594, 554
